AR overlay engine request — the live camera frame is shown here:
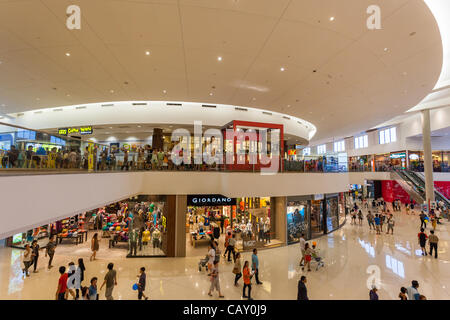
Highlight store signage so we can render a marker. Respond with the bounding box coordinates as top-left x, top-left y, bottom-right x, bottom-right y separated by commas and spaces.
390, 152, 406, 159
288, 149, 296, 155
314, 194, 324, 200
409, 154, 419, 160
187, 194, 236, 206
58, 126, 93, 135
